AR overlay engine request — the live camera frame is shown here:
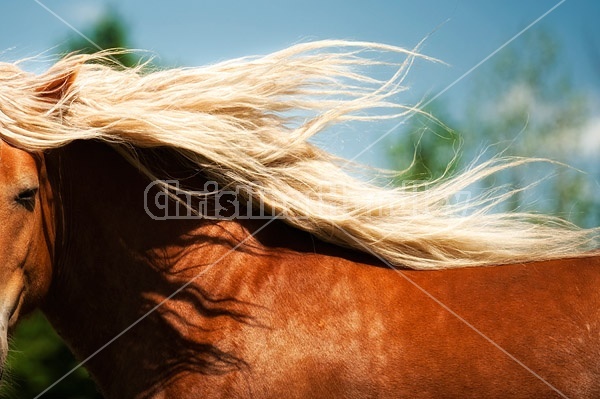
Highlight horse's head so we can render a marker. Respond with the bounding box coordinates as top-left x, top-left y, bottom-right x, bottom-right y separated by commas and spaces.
0, 141, 55, 378
0, 66, 73, 379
